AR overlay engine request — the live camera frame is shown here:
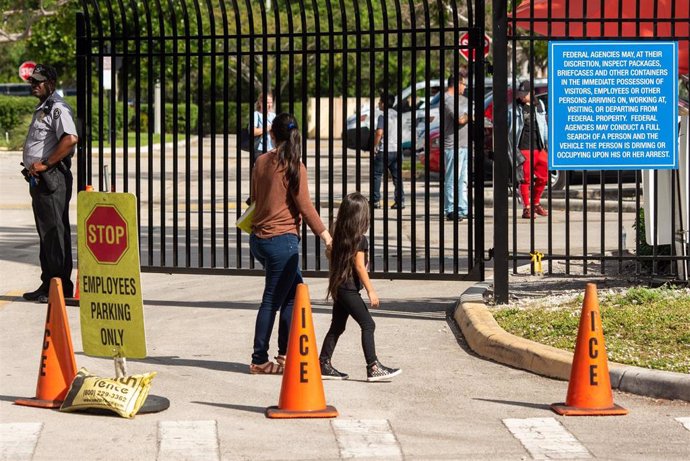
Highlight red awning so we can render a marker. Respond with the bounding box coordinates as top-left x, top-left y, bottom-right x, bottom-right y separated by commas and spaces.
514, 0, 689, 75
